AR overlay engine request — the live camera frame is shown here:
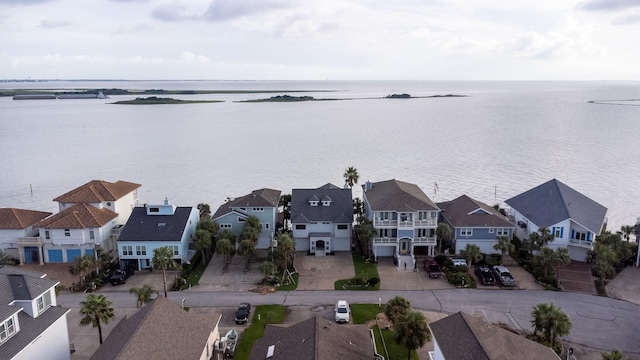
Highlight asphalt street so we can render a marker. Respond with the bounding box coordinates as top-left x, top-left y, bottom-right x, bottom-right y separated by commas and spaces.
58, 288, 640, 355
